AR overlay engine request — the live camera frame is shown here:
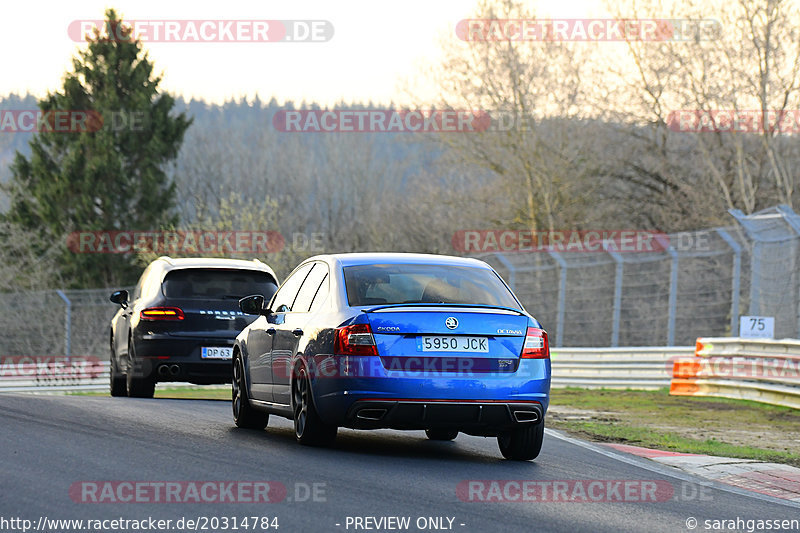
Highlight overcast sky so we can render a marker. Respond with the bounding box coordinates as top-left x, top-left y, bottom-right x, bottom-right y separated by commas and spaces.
1, 0, 610, 105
